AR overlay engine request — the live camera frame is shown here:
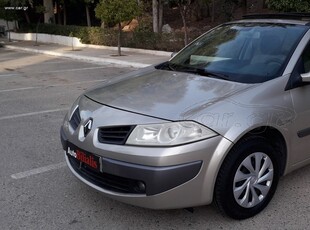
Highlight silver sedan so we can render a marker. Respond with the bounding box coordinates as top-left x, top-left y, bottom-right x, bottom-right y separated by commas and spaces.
61, 14, 310, 219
